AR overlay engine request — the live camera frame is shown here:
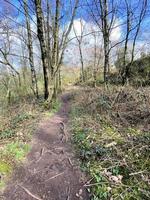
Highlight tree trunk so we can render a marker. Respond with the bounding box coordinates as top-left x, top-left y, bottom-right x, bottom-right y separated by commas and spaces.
102, 0, 109, 83
49, 0, 60, 99
104, 36, 109, 83
78, 42, 85, 82
34, 0, 49, 100
46, 0, 52, 72
24, 0, 39, 98
58, 68, 62, 93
